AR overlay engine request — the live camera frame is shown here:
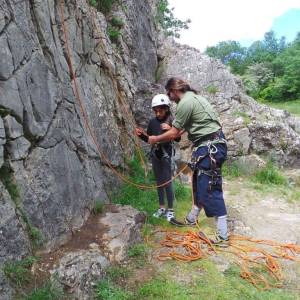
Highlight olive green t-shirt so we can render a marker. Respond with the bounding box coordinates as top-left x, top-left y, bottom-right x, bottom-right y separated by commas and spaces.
172, 91, 221, 144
